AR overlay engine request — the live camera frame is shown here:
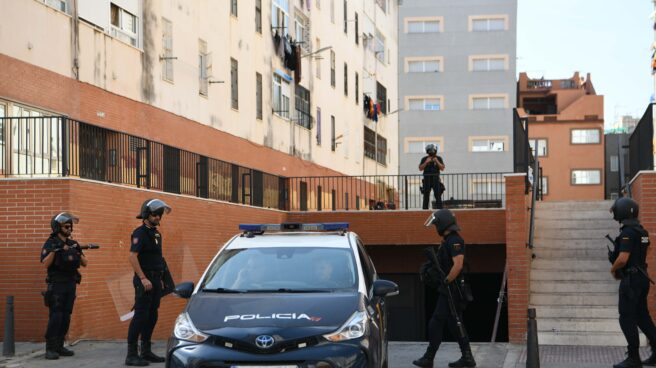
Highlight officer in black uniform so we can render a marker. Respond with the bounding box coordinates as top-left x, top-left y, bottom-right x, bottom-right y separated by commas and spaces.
40, 212, 87, 360
125, 199, 171, 366
419, 144, 445, 210
413, 209, 476, 368
610, 197, 656, 368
